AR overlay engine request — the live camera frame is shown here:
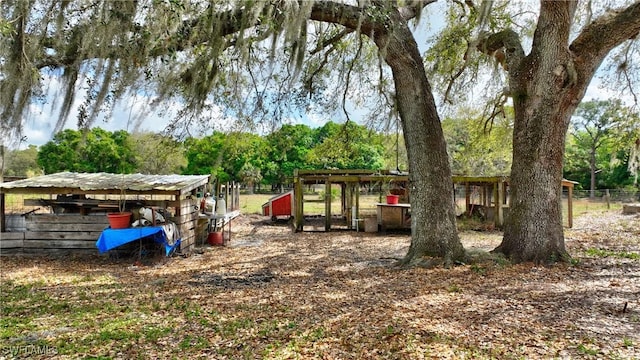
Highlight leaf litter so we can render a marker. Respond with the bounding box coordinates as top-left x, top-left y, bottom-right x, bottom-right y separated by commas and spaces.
0, 211, 638, 359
